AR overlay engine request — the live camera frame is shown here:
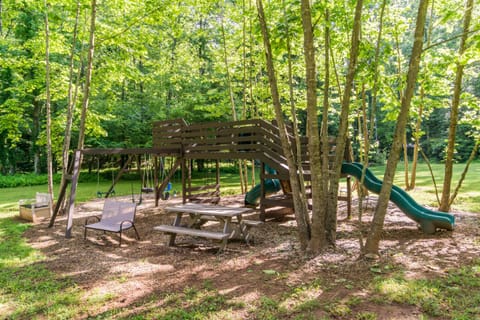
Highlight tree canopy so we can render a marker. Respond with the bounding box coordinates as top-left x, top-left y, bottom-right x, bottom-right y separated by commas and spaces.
1, 0, 479, 174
